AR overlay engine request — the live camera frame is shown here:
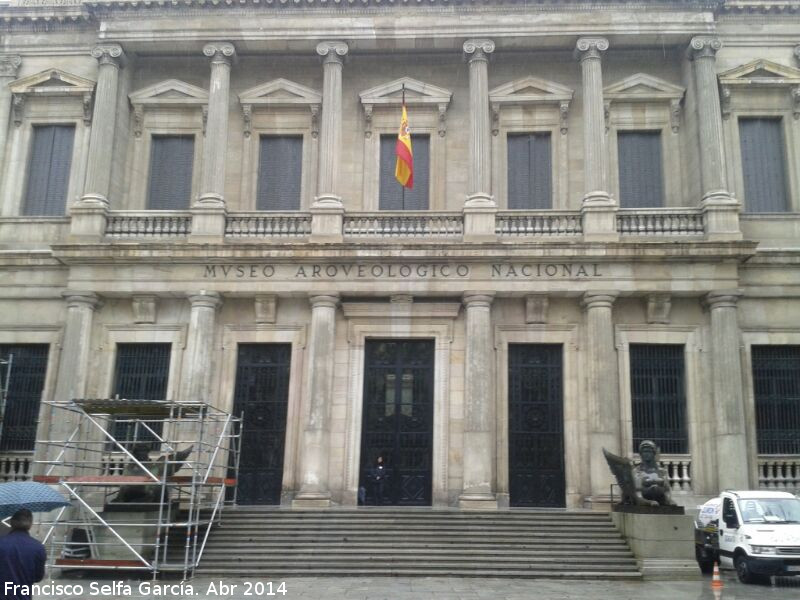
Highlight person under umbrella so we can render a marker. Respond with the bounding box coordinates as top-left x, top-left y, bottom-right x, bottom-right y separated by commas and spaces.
0, 508, 46, 600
